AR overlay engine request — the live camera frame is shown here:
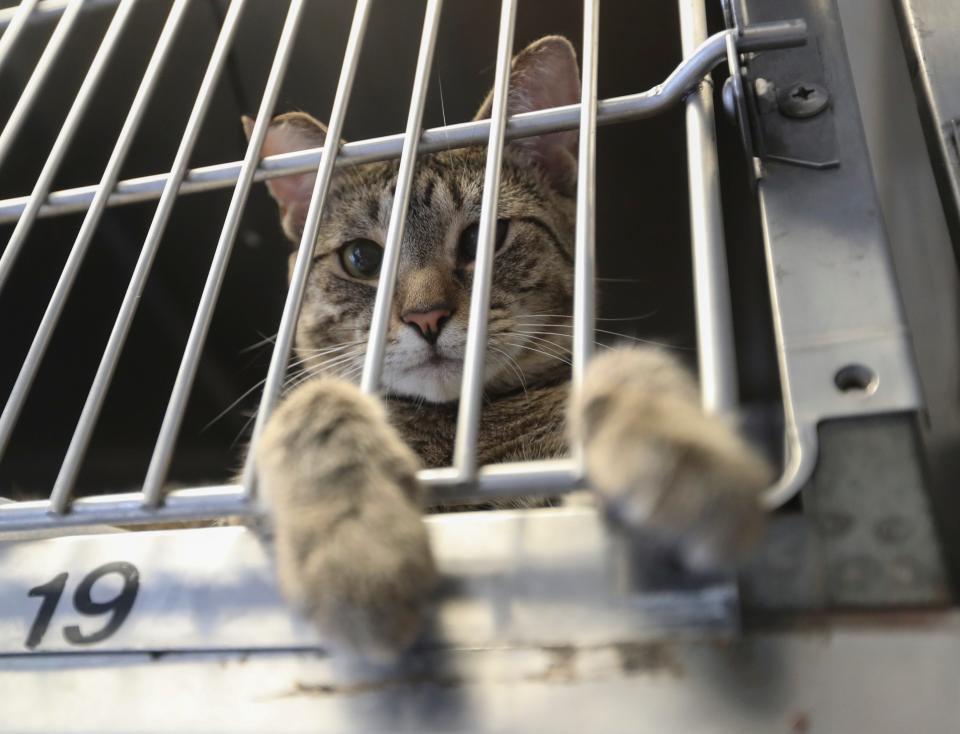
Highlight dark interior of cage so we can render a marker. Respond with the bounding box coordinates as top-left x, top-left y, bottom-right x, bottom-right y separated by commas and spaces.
0, 0, 783, 501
